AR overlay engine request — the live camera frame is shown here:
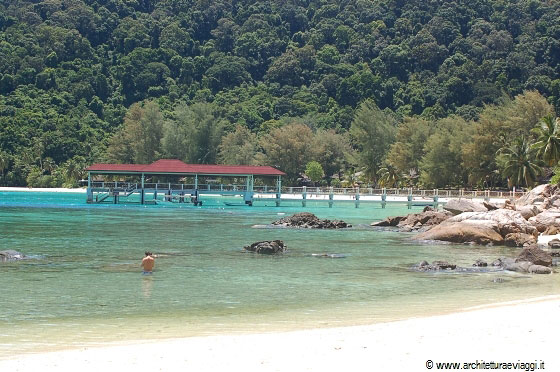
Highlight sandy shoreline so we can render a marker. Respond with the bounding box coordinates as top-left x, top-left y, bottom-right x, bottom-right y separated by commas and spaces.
2, 295, 558, 372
